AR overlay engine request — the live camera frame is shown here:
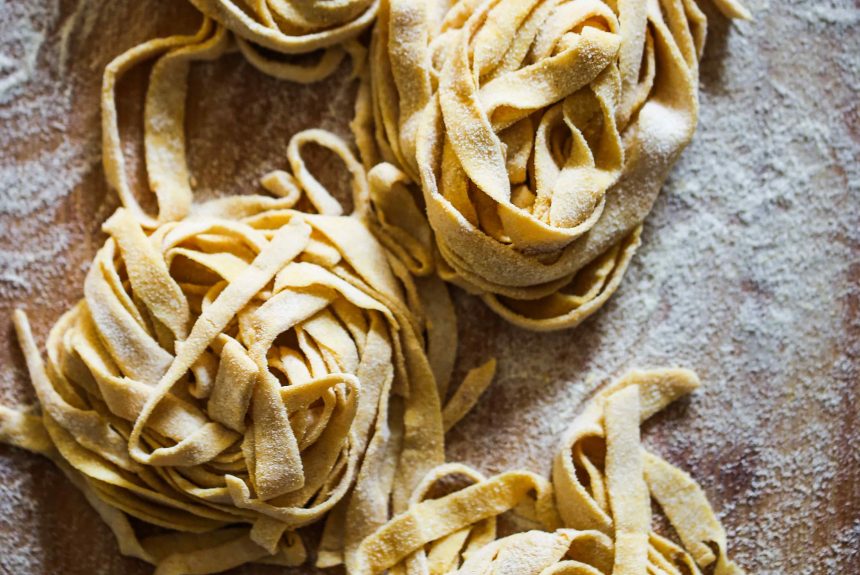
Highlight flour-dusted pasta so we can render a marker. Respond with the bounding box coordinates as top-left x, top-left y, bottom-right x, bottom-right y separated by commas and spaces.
1, 2, 752, 573
0, 19, 497, 572
2, 150, 497, 573
552, 369, 743, 575
352, 369, 745, 575
187, 0, 378, 82
358, 0, 749, 330
100, 12, 369, 231
101, 18, 229, 228
1, 178, 428, 573
352, 466, 559, 574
